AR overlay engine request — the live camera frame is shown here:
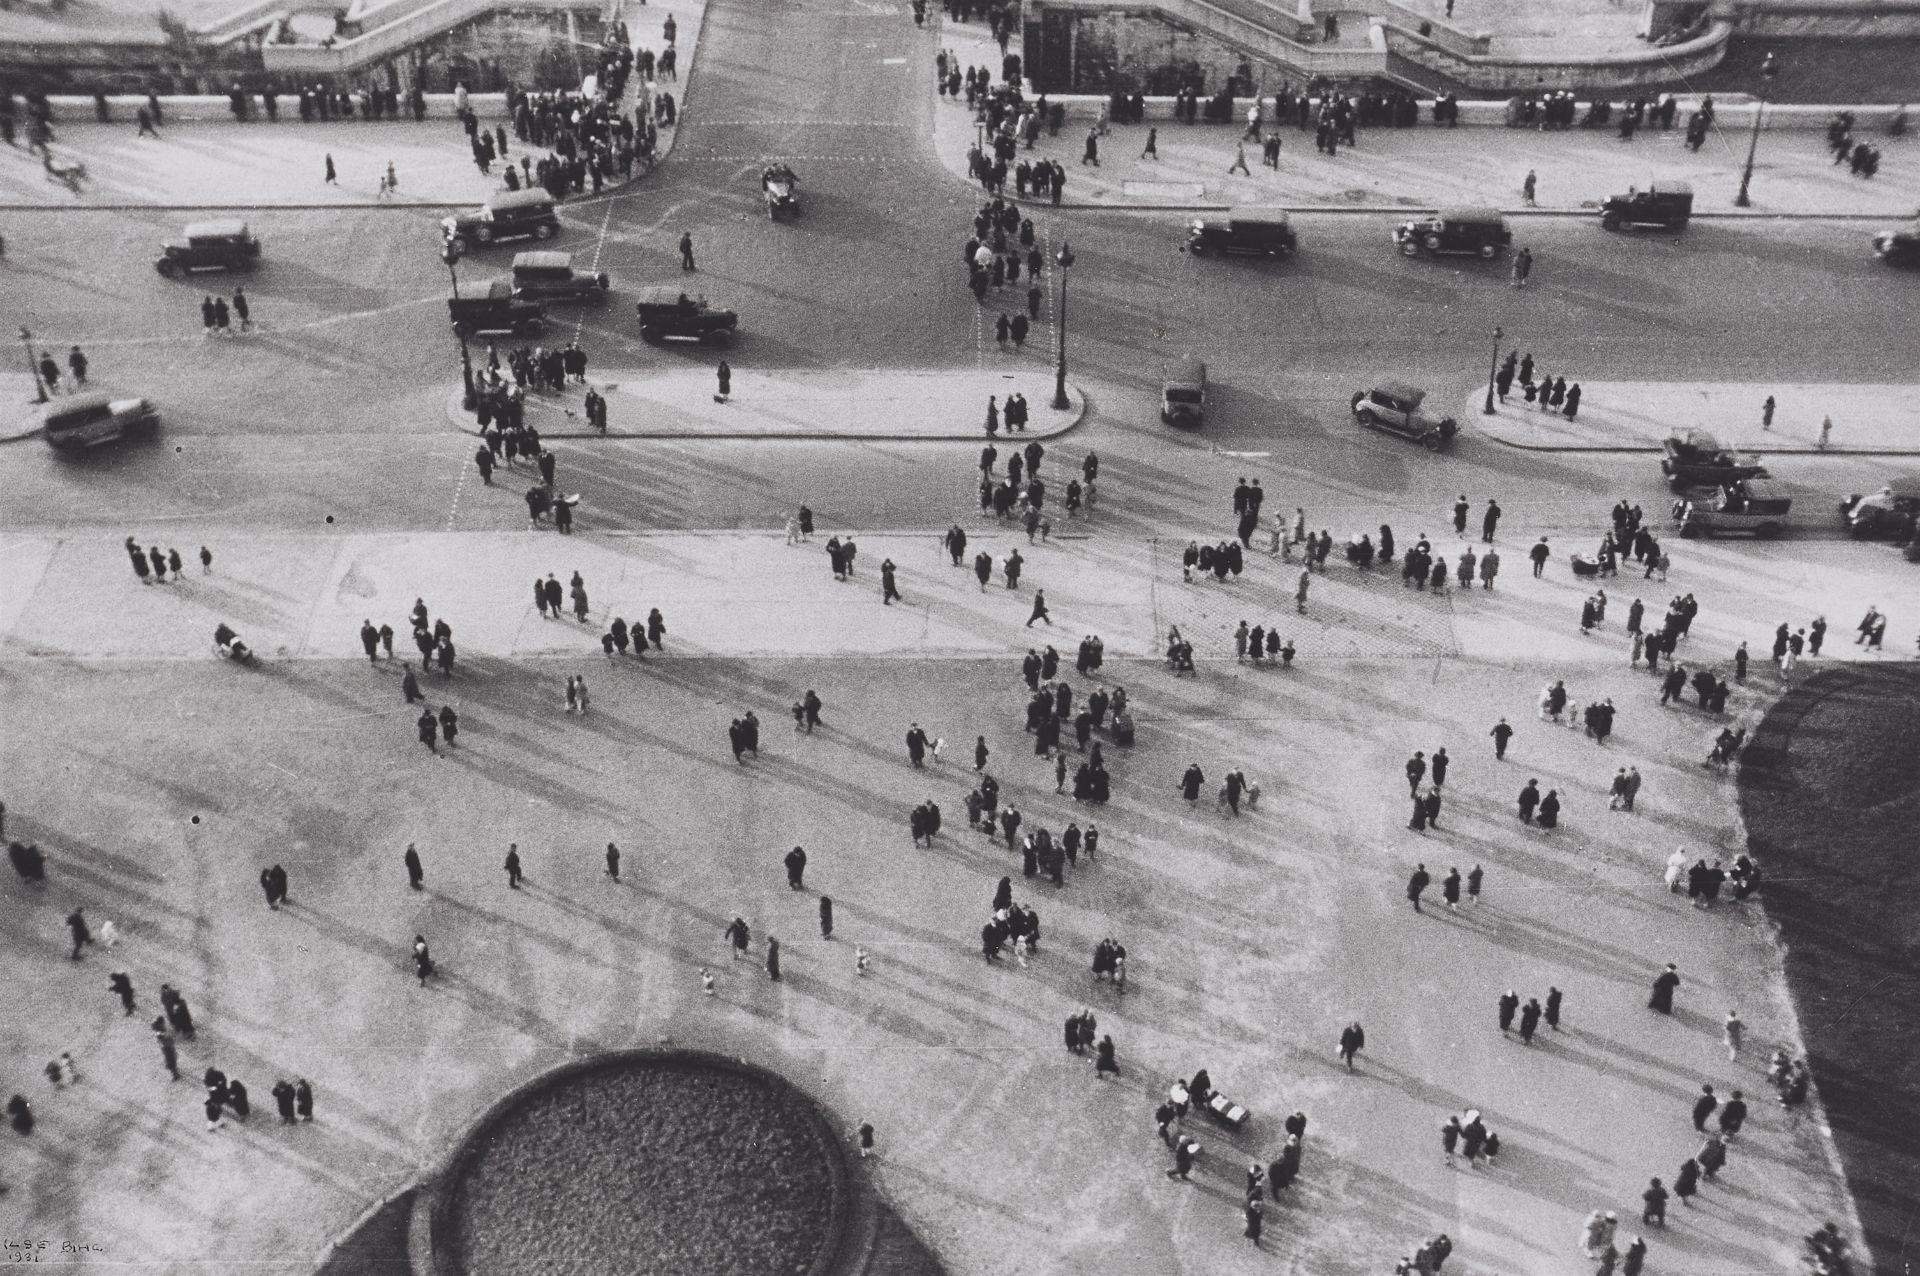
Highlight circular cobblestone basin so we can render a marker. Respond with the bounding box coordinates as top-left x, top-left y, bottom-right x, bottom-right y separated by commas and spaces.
444, 1055, 842, 1276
